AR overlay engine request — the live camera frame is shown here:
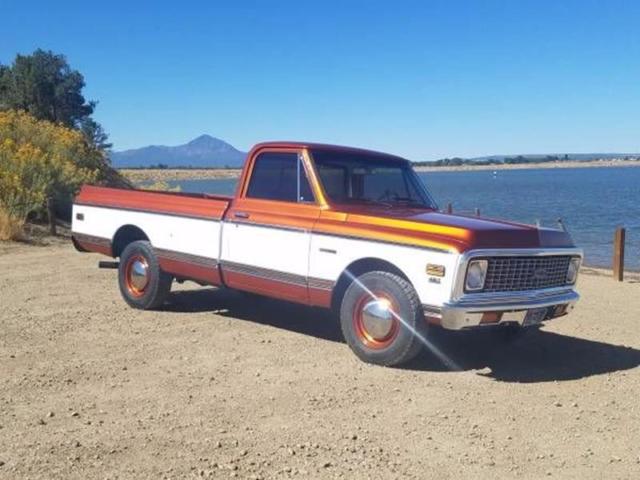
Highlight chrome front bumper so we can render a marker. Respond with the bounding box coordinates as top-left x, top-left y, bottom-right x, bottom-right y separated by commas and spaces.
424, 288, 580, 330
